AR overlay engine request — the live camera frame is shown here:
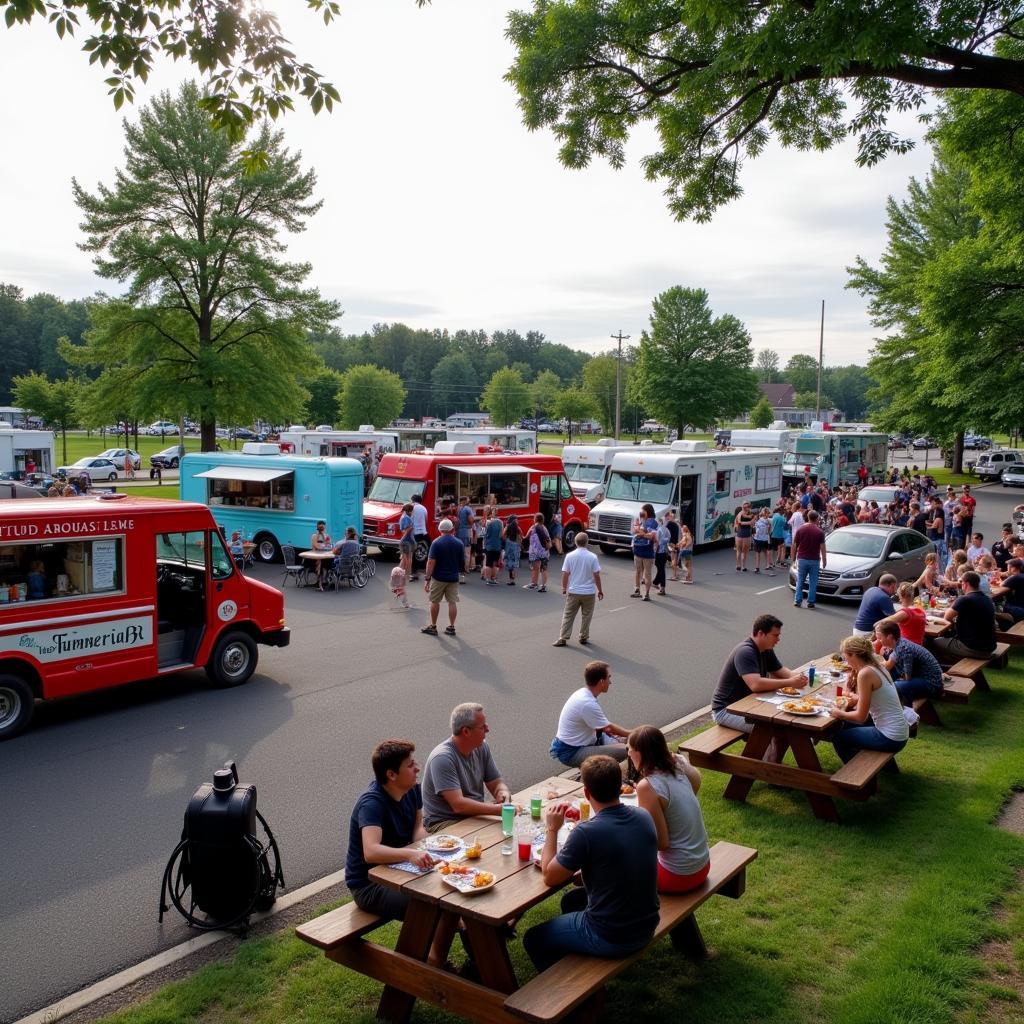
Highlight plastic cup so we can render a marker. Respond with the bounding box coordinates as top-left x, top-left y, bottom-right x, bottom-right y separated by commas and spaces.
530, 794, 542, 820
835, 684, 843, 698
518, 841, 532, 862
578, 800, 590, 821
501, 803, 515, 836
807, 666, 816, 687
